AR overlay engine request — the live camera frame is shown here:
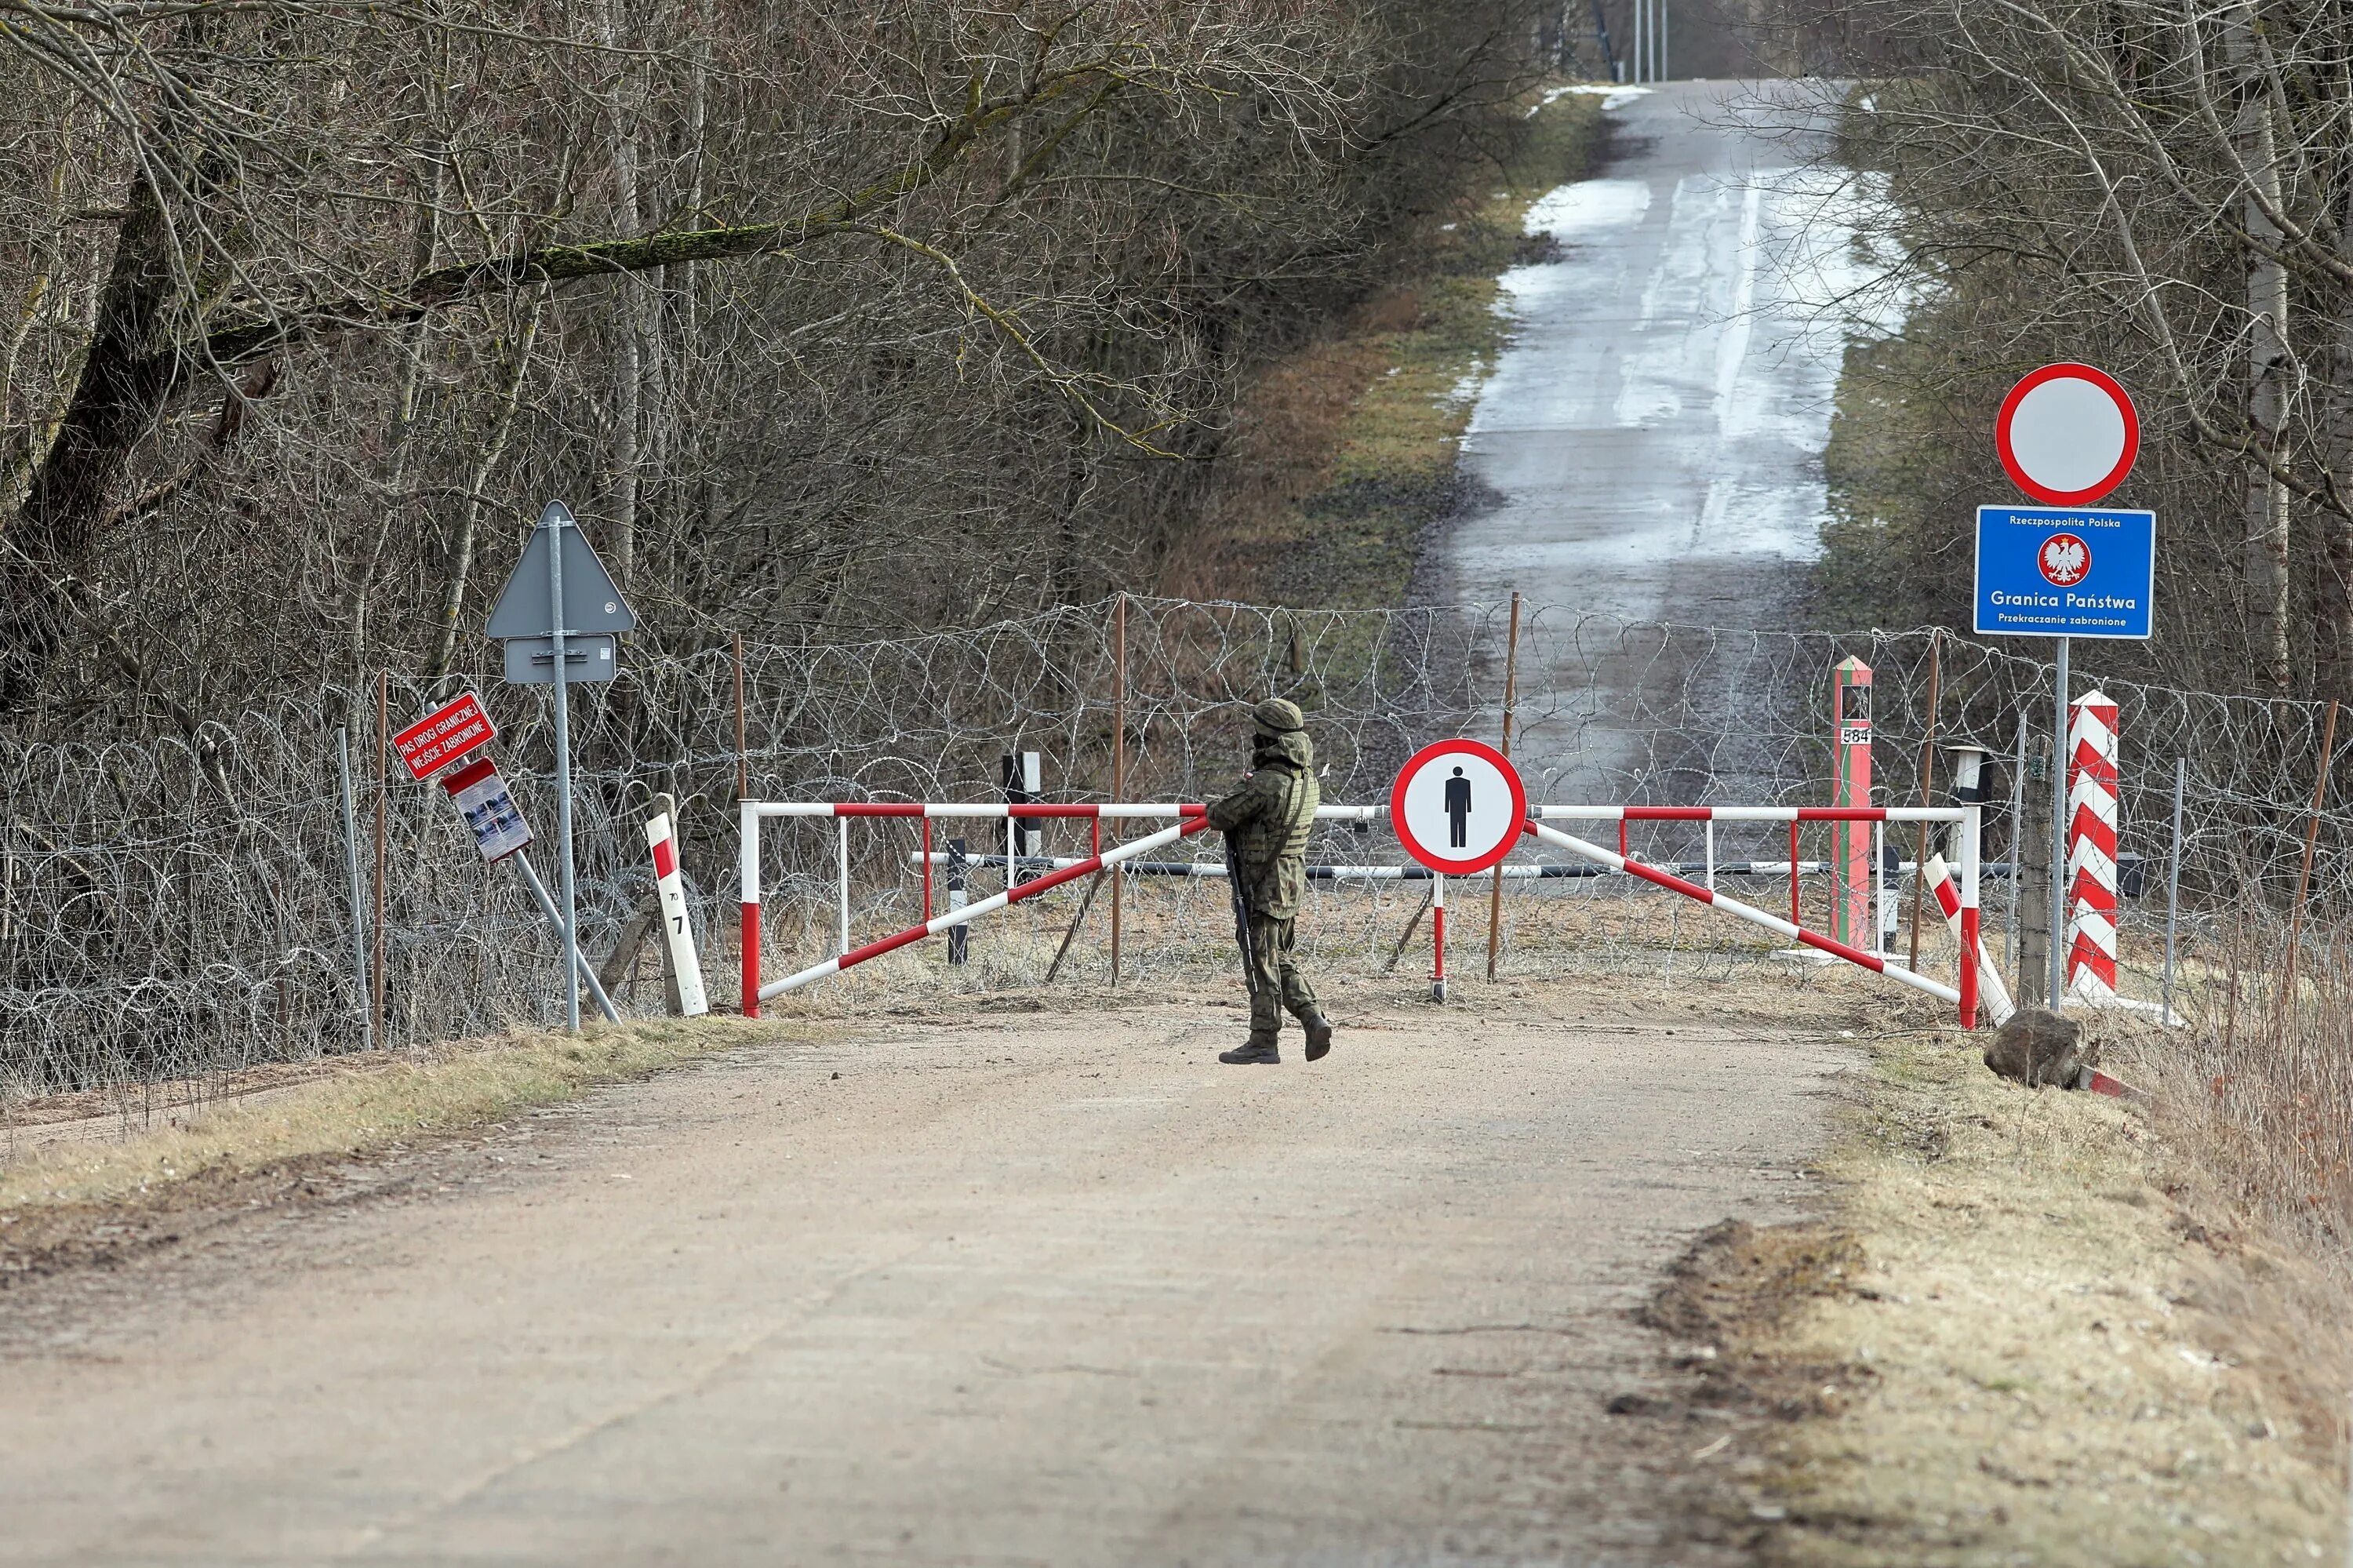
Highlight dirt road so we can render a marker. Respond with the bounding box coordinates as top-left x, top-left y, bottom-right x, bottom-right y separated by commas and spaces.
1, 993, 1849, 1566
